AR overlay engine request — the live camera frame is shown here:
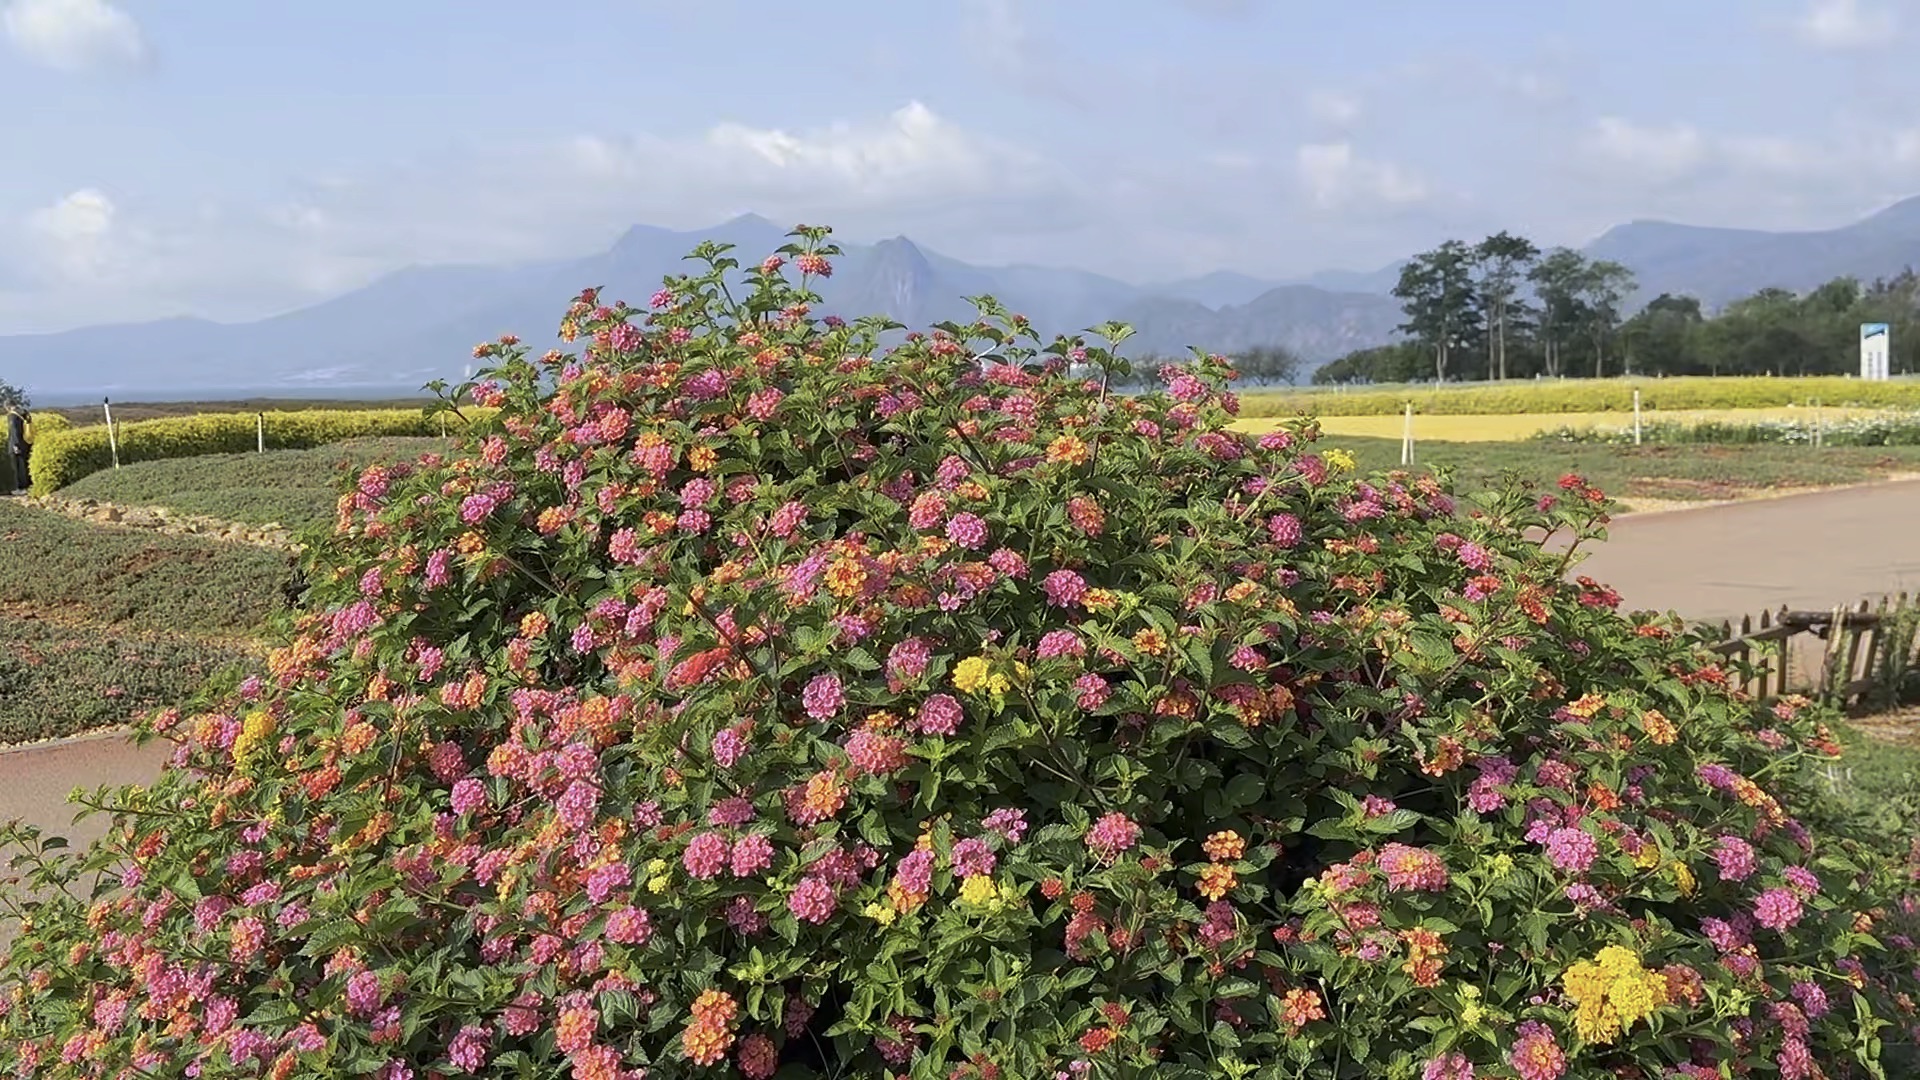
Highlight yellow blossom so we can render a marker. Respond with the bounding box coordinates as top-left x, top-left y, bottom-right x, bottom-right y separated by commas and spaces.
647, 876, 670, 894
1485, 853, 1515, 880
1324, 448, 1356, 472
958, 876, 998, 906
864, 902, 898, 927
952, 656, 991, 694
1561, 945, 1670, 1046
1671, 862, 1696, 897
232, 710, 276, 769
1566, 693, 1607, 719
